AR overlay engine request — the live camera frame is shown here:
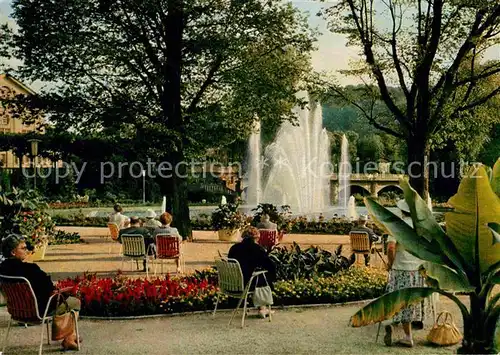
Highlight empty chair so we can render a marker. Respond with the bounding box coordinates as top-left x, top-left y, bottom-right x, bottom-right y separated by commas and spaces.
349, 231, 385, 267
212, 258, 271, 328
0, 275, 80, 355
258, 229, 278, 251
120, 234, 153, 278
154, 234, 184, 275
